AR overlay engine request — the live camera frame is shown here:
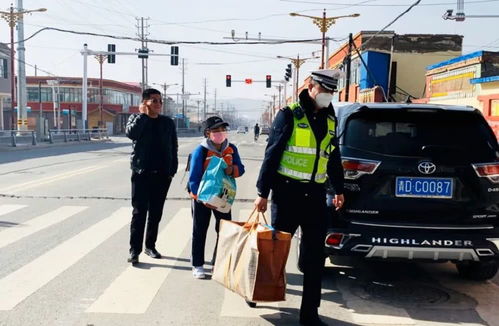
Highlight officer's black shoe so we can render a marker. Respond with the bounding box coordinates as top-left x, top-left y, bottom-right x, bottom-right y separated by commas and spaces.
144, 248, 162, 259
127, 253, 139, 264
300, 309, 328, 326
299, 316, 328, 326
